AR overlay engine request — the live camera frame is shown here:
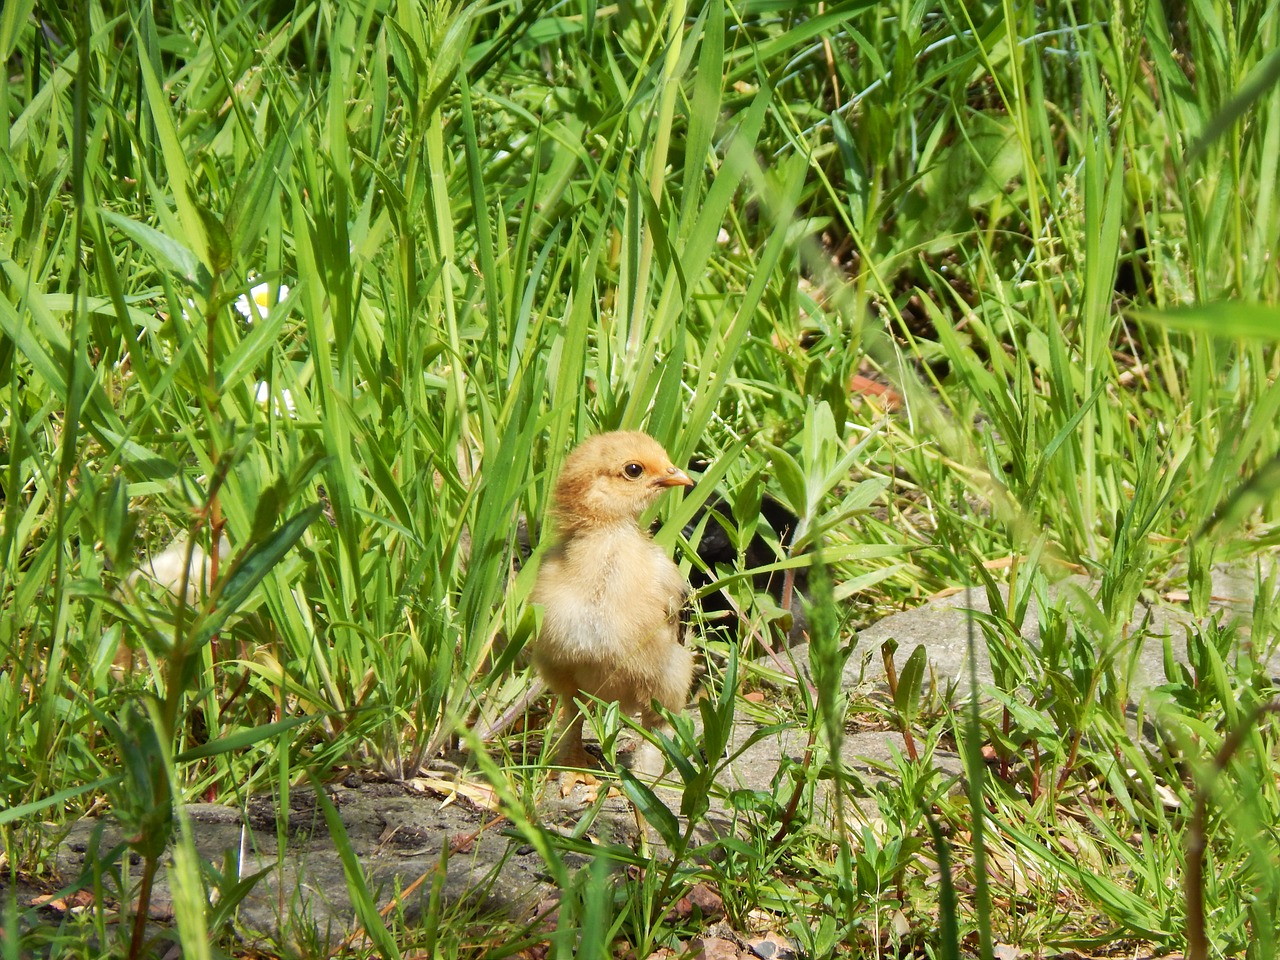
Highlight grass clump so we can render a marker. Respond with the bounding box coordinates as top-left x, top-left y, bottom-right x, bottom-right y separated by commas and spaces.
2, 0, 1279, 956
